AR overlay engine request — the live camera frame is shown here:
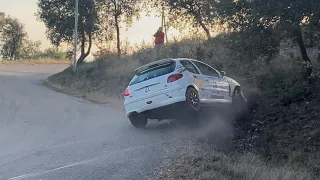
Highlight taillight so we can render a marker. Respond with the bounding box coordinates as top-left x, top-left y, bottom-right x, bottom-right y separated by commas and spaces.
124, 89, 131, 96
167, 74, 183, 83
